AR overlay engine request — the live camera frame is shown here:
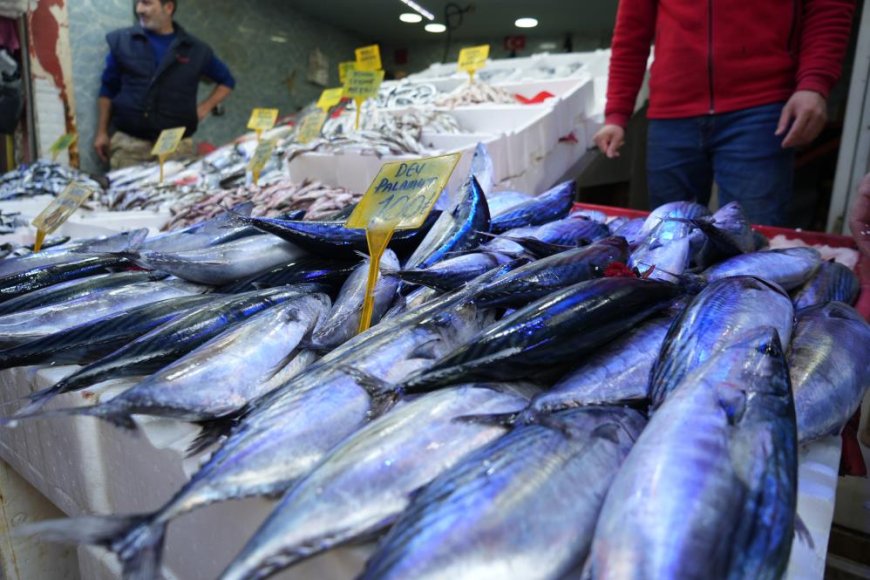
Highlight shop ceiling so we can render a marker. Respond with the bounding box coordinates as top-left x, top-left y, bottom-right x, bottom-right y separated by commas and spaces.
291, 0, 618, 44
